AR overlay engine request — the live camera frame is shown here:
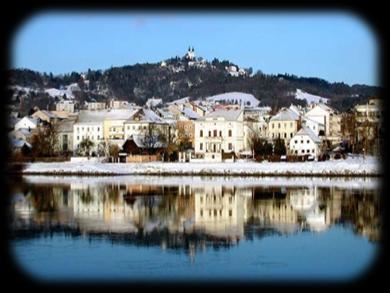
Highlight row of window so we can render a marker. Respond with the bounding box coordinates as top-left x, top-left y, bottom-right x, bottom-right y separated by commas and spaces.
271, 122, 294, 129
294, 139, 311, 144
76, 126, 100, 132
76, 135, 100, 141
199, 209, 233, 217
271, 133, 294, 139
199, 143, 233, 151
294, 149, 315, 154
199, 129, 232, 137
